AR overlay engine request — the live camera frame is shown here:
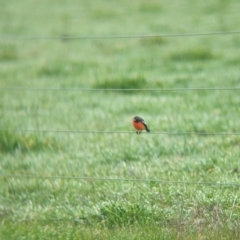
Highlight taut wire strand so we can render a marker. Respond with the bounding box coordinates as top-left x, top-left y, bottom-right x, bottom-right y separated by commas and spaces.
0, 30, 240, 41
1, 128, 240, 136
0, 87, 240, 92
1, 174, 240, 187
